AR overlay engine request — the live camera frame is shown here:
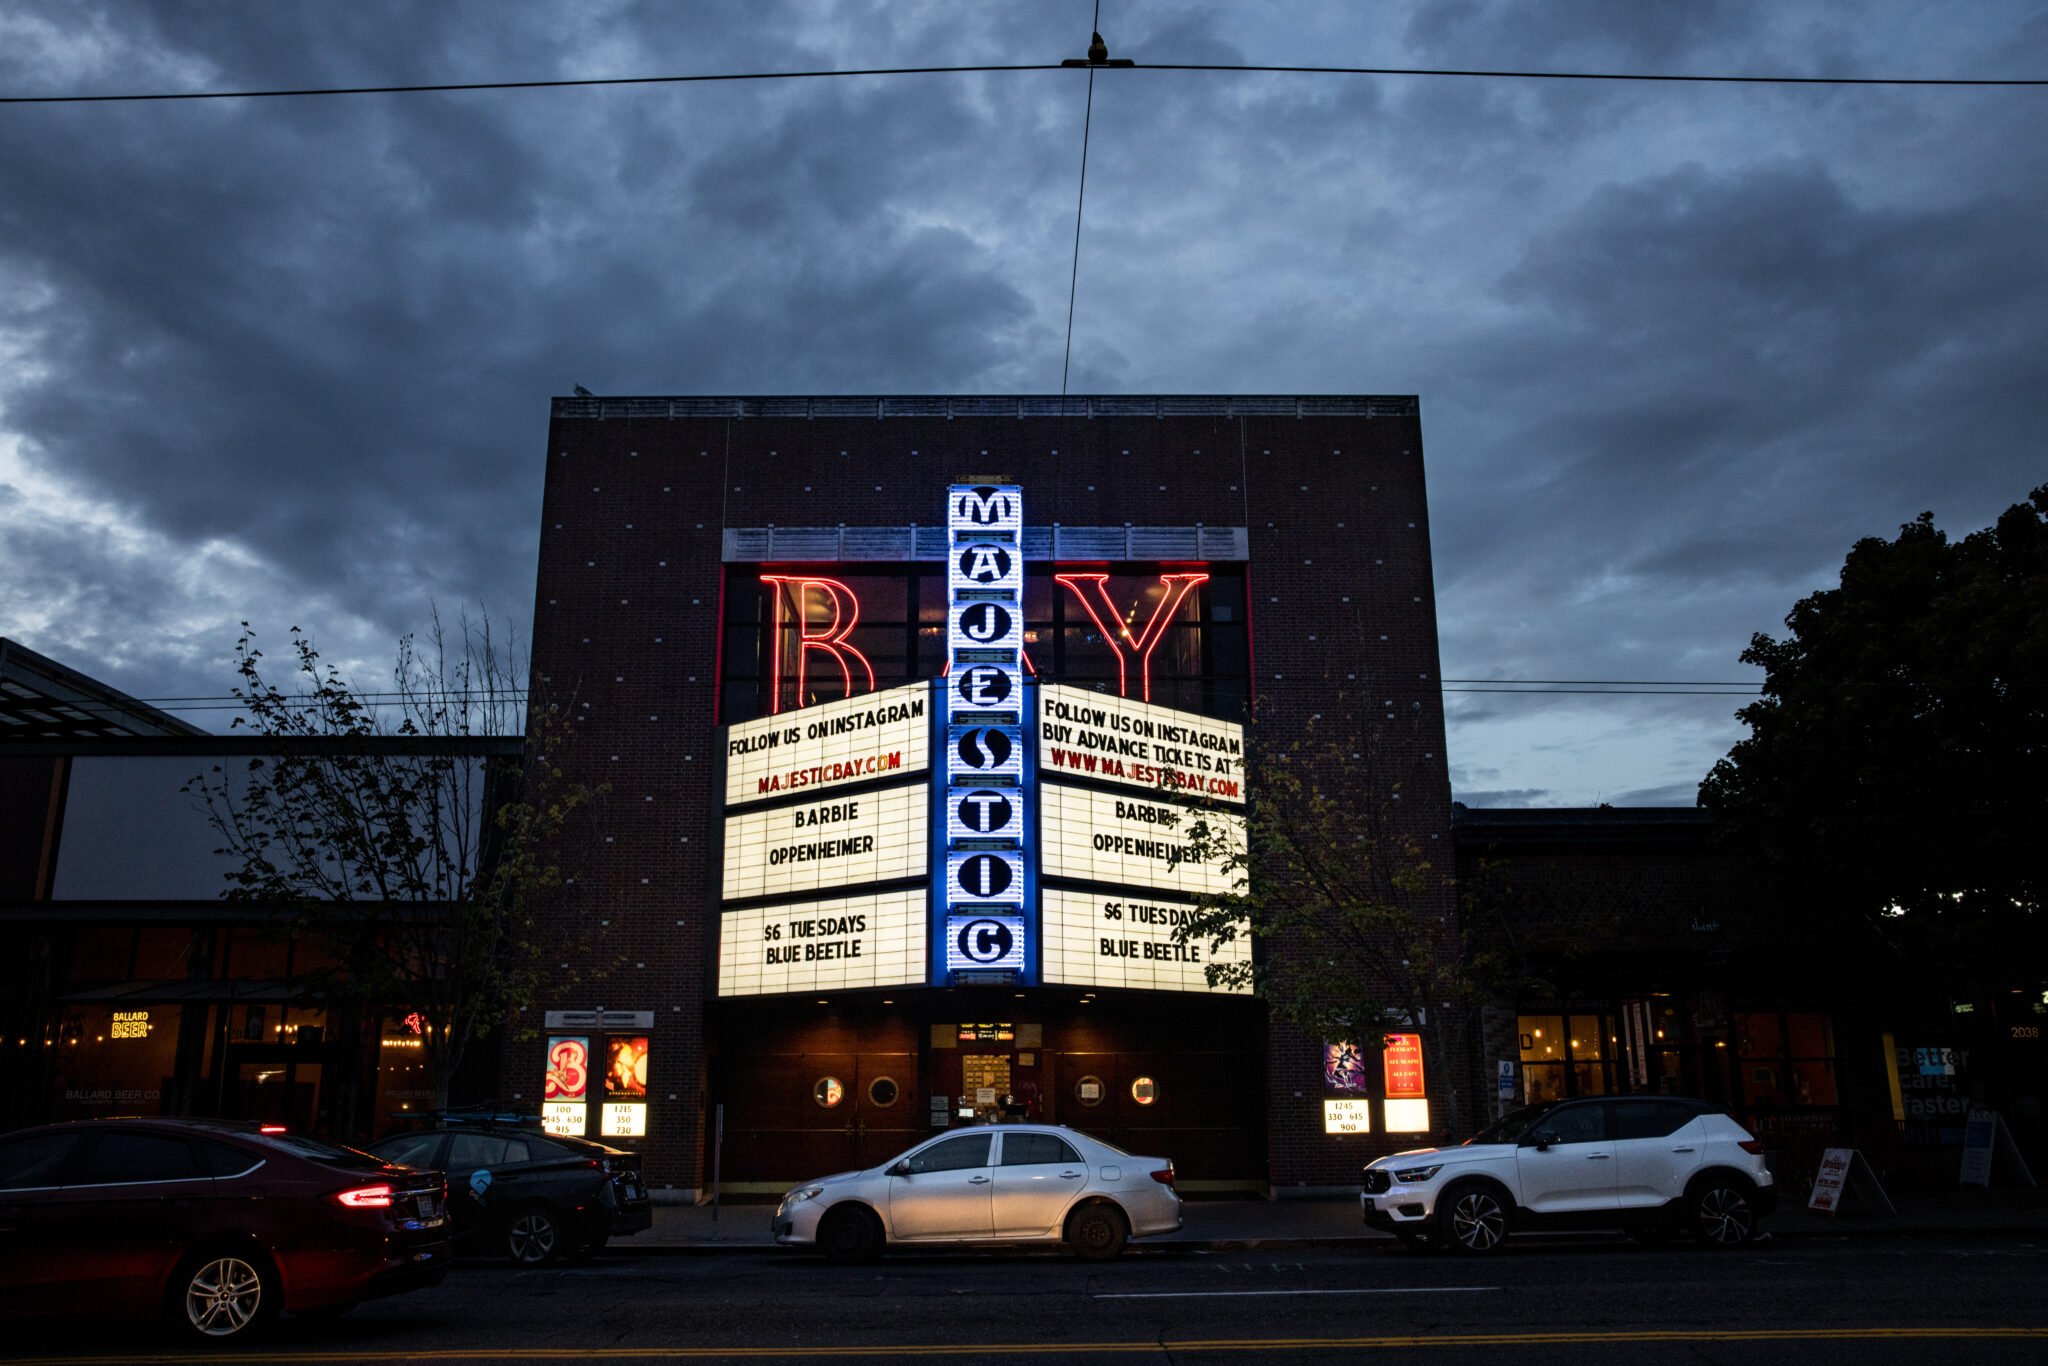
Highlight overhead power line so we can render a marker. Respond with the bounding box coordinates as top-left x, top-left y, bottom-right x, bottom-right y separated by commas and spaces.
4, 61, 2044, 106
